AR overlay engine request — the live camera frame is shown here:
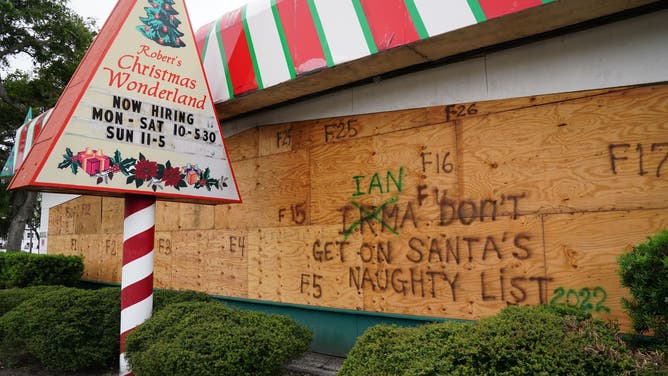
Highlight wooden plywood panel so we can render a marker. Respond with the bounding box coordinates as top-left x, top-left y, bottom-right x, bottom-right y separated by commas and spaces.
441, 87, 629, 125
225, 126, 259, 161
217, 151, 309, 230
311, 122, 459, 226
72, 196, 102, 235
214, 158, 258, 229
177, 203, 214, 230
201, 229, 248, 298
97, 235, 122, 282
461, 85, 668, 216
247, 228, 274, 301
353, 215, 545, 320
254, 226, 363, 310
54, 201, 75, 235
308, 107, 446, 148
46, 235, 69, 255
155, 201, 180, 232
48, 83, 668, 325
73, 234, 102, 281
543, 209, 668, 330
170, 230, 205, 291
154, 232, 173, 288
100, 197, 123, 234
48, 204, 65, 236
259, 122, 310, 156
255, 150, 310, 227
